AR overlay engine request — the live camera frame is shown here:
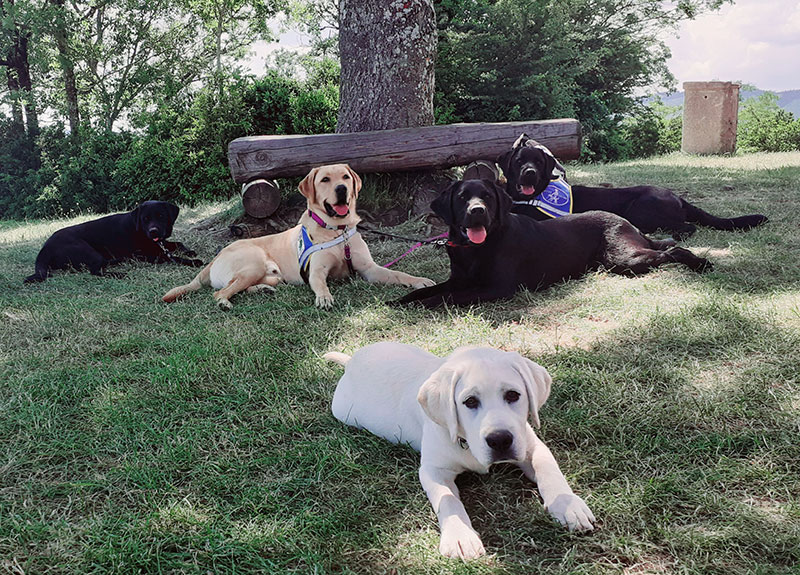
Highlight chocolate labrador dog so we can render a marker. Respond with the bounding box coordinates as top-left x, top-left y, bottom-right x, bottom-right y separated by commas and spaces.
498, 135, 768, 240
395, 179, 711, 307
24, 200, 201, 282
